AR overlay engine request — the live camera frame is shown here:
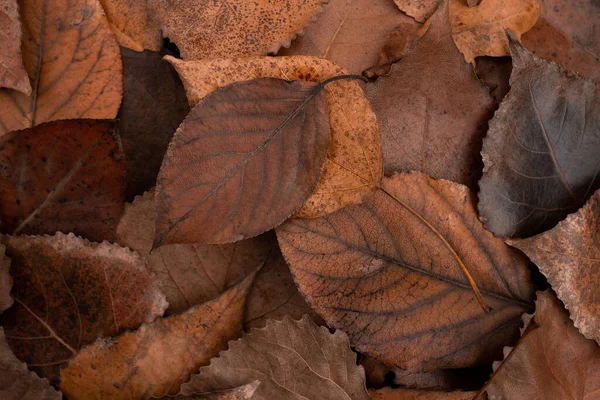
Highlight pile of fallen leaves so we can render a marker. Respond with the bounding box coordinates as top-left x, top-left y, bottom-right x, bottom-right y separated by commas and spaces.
0, 0, 598, 399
